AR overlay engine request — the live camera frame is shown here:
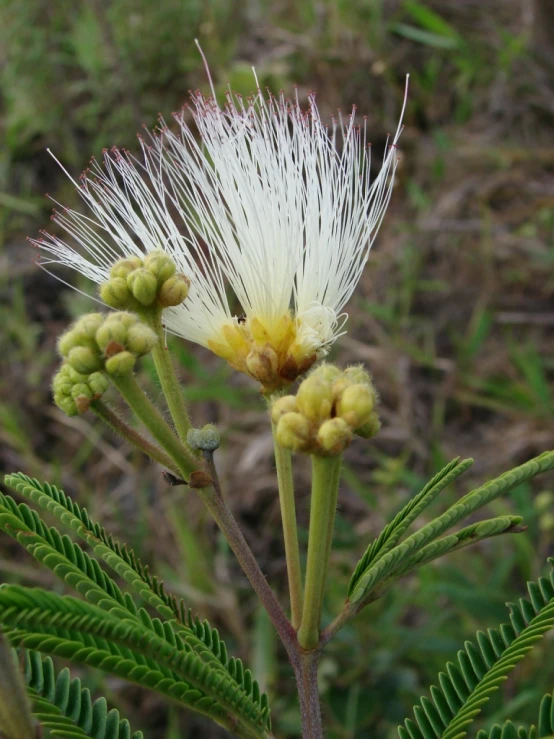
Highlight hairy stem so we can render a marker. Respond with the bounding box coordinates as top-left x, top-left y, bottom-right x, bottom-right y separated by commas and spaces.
109, 372, 198, 479
271, 422, 303, 630
143, 310, 196, 447
194, 480, 298, 658
90, 400, 181, 475
294, 649, 323, 739
297, 455, 342, 650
